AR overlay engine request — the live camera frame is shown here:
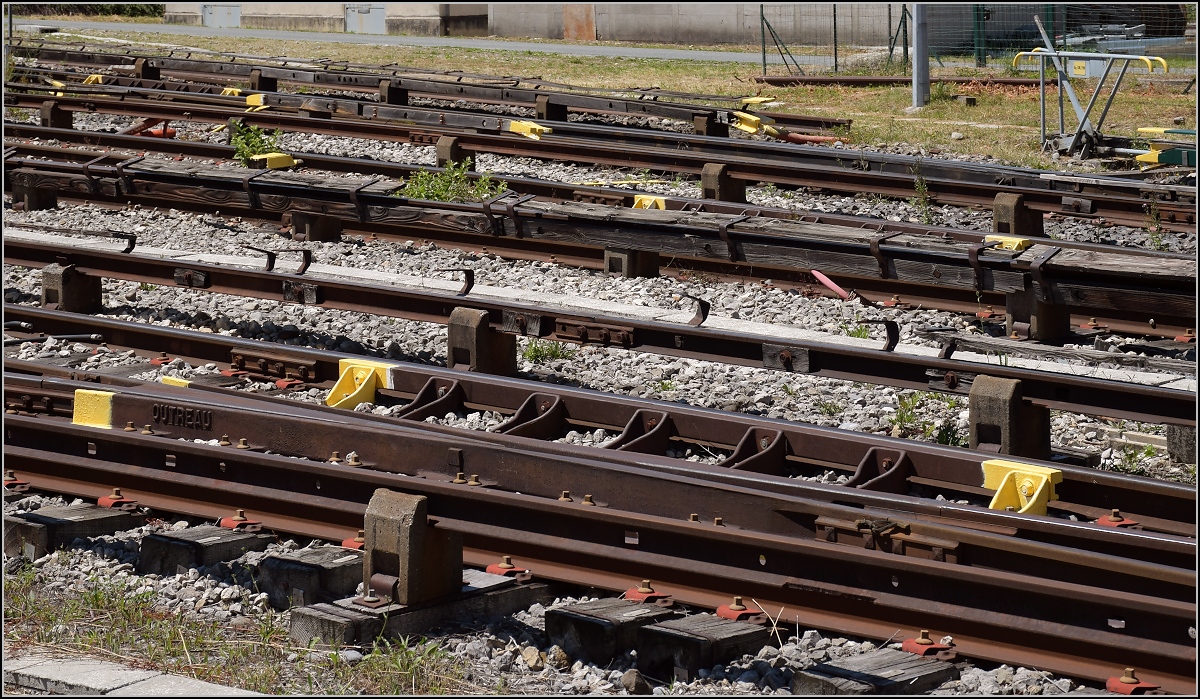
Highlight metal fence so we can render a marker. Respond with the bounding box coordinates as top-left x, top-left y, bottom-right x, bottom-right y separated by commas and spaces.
760, 3, 1195, 74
